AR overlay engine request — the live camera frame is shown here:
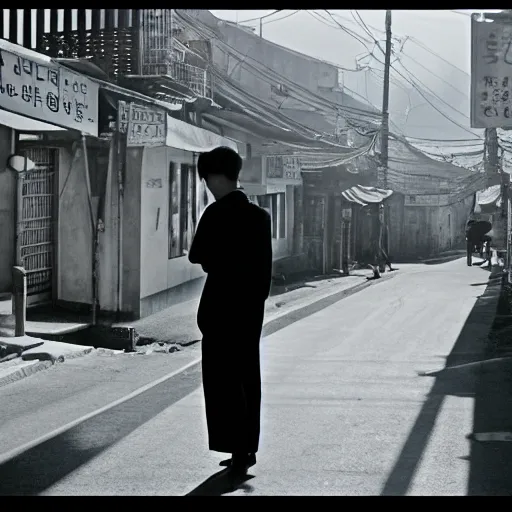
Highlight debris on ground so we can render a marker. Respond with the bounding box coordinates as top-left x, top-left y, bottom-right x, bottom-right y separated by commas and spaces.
123, 340, 195, 356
